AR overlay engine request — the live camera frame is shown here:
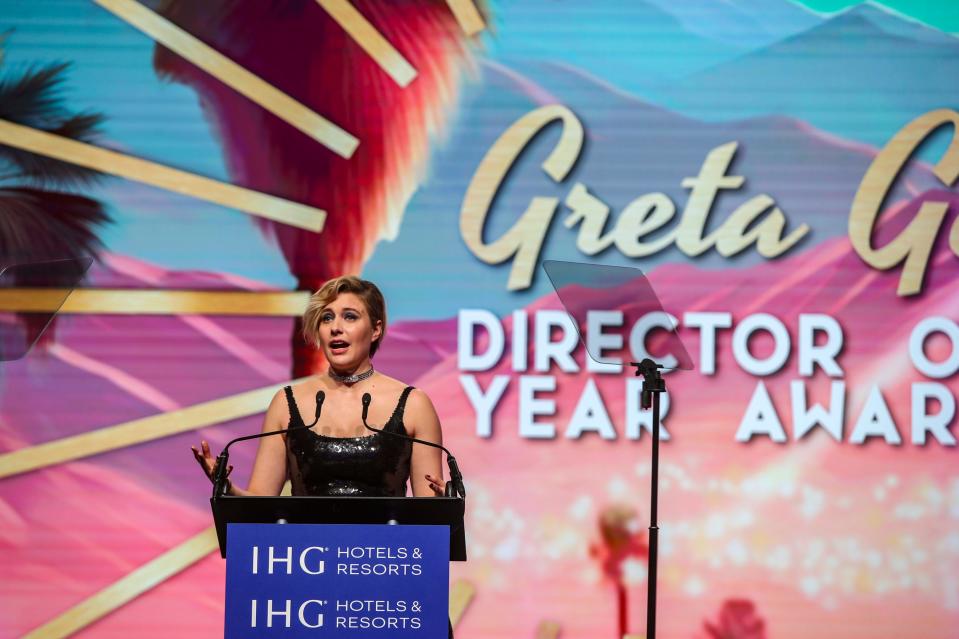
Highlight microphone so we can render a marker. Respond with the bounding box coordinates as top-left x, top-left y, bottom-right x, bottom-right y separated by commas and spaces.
361, 392, 466, 499
212, 390, 325, 498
